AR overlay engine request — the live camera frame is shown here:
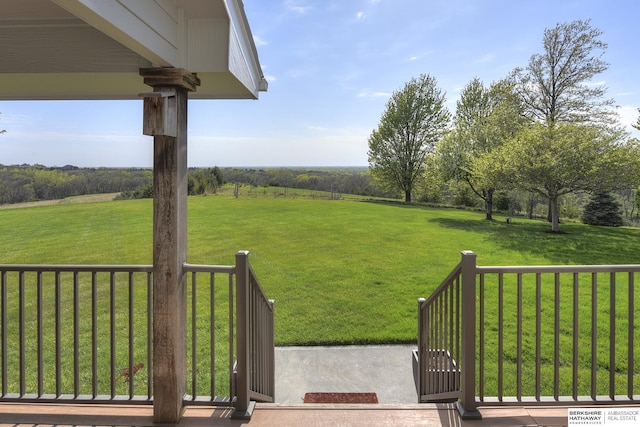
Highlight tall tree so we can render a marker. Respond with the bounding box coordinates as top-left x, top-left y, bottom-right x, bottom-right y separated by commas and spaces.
474, 122, 640, 232
438, 77, 527, 219
513, 19, 614, 127
634, 108, 640, 131
507, 19, 625, 231
368, 74, 450, 202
